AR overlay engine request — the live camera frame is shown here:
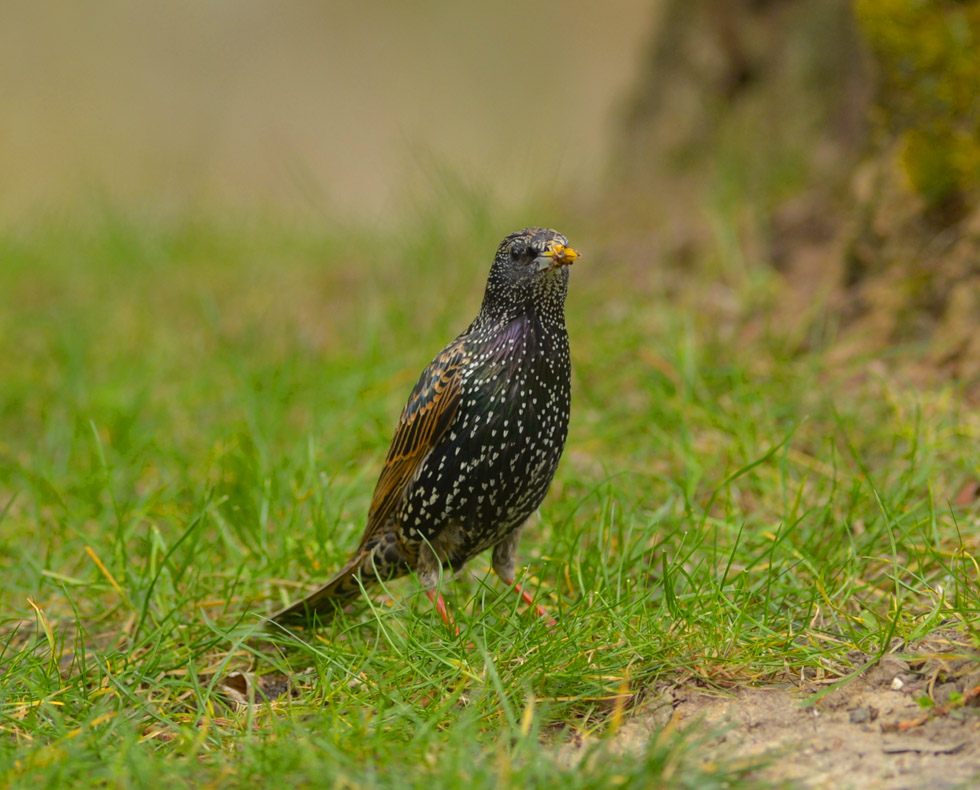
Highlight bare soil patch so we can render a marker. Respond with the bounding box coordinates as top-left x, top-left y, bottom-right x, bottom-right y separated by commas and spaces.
612, 643, 980, 790
663, 683, 978, 789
